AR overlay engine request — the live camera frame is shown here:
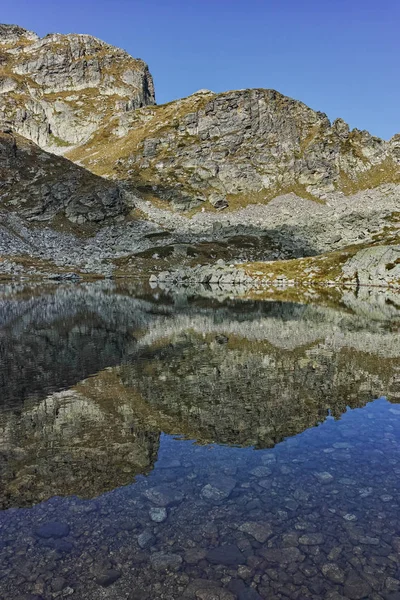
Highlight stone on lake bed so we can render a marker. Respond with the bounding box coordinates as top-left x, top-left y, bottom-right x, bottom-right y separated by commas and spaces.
150, 552, 182, 571
183, 579, 235, 599
343, 513, 357, 521
322, 562, 345, 583
149, 507, 167, 522
314, 471, 334, 483
299, 533, 324, 545
381, 494, 394, 502
260, 453, 276, 465
333, 442, 352, 449
137, 530, 155, 549
184, 547, 207, 564
143, 485, 184, 507
250, 466, 272, 478
35, 521, 70, 538
200, 475, 236, 502
344, 572, 372, 599
239, 521, 273, 543
96, 569, 121, 587
206, 544, 245, 566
